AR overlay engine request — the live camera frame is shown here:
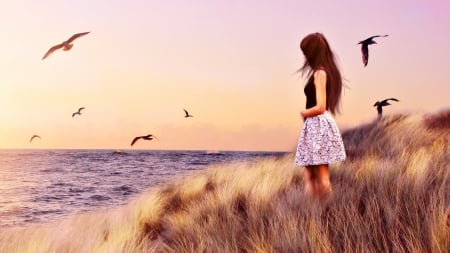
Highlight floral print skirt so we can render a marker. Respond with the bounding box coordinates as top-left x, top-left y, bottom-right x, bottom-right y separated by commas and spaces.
295, 111, 346, 166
